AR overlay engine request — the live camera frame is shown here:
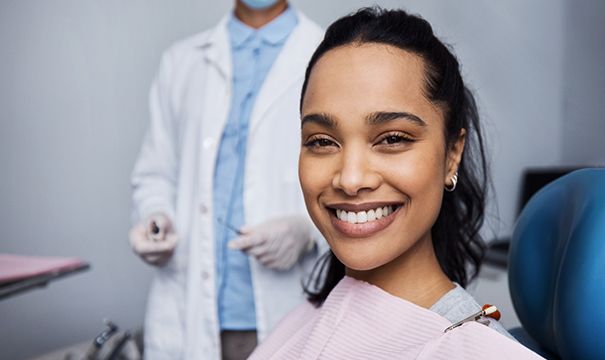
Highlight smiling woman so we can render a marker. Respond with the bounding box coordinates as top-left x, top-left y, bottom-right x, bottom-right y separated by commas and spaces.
297, 16, 489, 310
249, 7, 543, 359
299, 44, 466, 296
297, 10, 488, 309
